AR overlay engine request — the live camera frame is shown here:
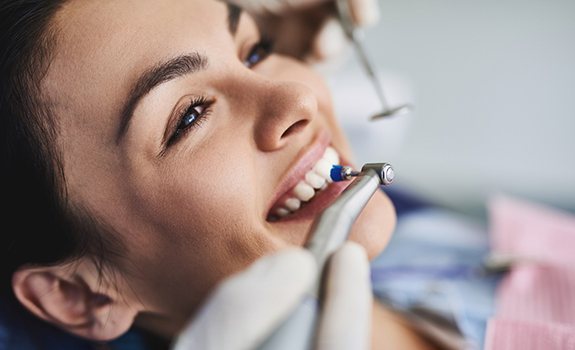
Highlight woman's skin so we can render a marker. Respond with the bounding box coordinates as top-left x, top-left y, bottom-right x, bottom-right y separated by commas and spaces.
12, 0, 400, 344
